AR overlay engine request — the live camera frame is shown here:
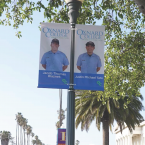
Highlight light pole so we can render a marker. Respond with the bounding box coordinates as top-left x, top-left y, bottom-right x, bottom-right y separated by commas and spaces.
64, 0, 84, 145
59, 89, 62, 127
